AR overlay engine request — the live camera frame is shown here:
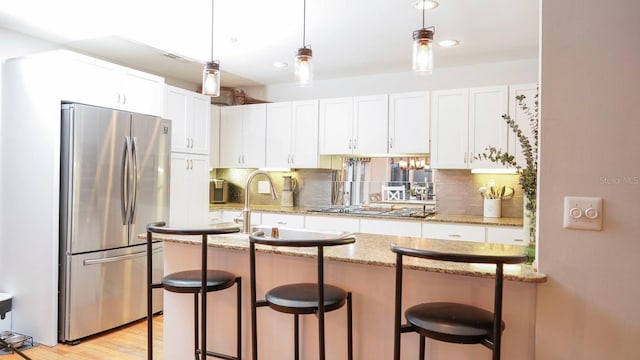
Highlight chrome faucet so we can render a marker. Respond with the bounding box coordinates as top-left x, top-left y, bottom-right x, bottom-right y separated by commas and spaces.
236, 170, 278, 233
